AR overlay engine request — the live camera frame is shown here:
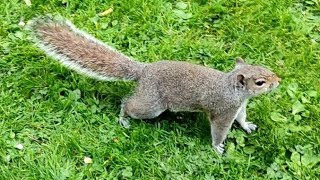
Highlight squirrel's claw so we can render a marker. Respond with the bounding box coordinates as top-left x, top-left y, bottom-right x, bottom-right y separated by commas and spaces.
214, 143, 225, 154
243, 122, 257, 133
118, 117, 130, 129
